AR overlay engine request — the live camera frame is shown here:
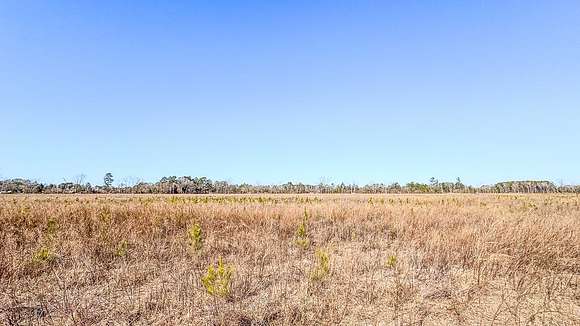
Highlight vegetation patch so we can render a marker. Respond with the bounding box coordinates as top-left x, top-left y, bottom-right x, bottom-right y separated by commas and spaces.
201, 257, 234, 298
